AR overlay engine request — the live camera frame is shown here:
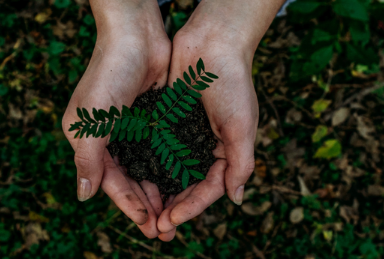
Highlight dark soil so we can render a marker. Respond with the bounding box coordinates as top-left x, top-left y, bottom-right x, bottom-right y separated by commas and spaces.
107, 87, 217, 197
